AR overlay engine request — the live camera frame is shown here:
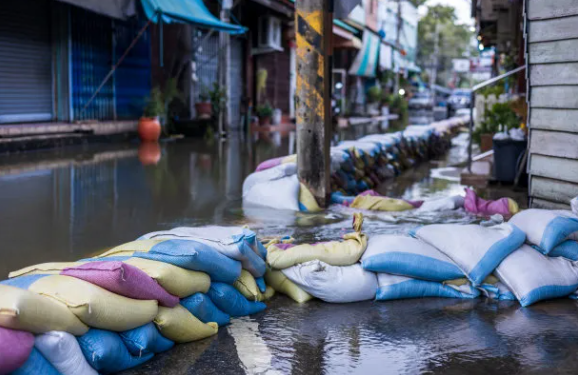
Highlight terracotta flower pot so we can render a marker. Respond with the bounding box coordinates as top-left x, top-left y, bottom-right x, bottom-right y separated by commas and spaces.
195, 102, 212, 119
138, 142, 161, 165
259, 116, 271, 126
138, 117, 161, 142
